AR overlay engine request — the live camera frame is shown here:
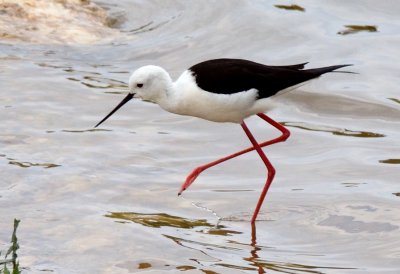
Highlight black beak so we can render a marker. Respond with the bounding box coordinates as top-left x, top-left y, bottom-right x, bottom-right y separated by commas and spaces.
94, 93, 134, 128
